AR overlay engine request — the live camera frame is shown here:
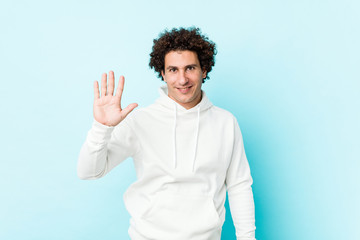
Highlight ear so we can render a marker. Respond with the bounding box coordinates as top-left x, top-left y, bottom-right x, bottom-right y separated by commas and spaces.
202, 69, 207, 79
161, 70, 166, 82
